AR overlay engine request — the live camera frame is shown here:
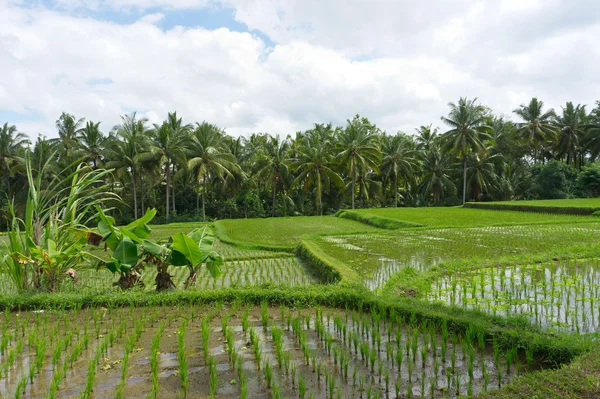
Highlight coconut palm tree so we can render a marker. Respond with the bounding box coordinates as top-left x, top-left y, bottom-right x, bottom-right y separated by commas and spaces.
291, 131, 343, 215
109, 112, 149, 218
255, 136, 290, 217
53, 112, 84, 167
145, 118, 190, 222
0, 123, 30, 196
335, 116, 381, 209
441, 97, 494, 204
415, 125, 438, 152
512, 98, 557, 164
380, 134, 417, 207
467, 149, 500, 201
418, 149, 455, 203
77, 121, 105, 168
187, 122, 239, 222
553, 102, 588, 167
